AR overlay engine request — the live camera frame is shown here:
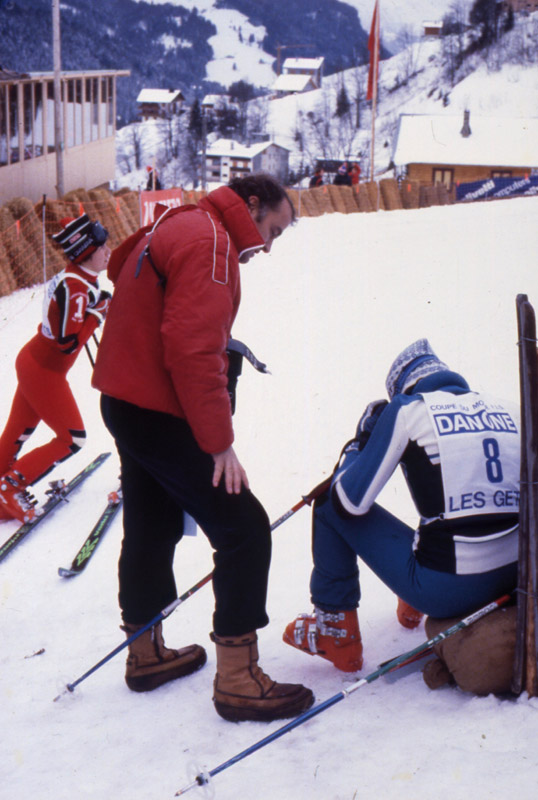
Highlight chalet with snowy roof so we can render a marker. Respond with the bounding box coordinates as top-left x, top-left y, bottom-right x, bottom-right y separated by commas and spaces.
272, 57, 324, 97
201, 94, 231, 113
423, 20, 443, 36
391, 112, 538, 190
204, 138, 290, 183
0, 67, 129, 204
136, 88, 185, 120
503, 0, 538, 11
